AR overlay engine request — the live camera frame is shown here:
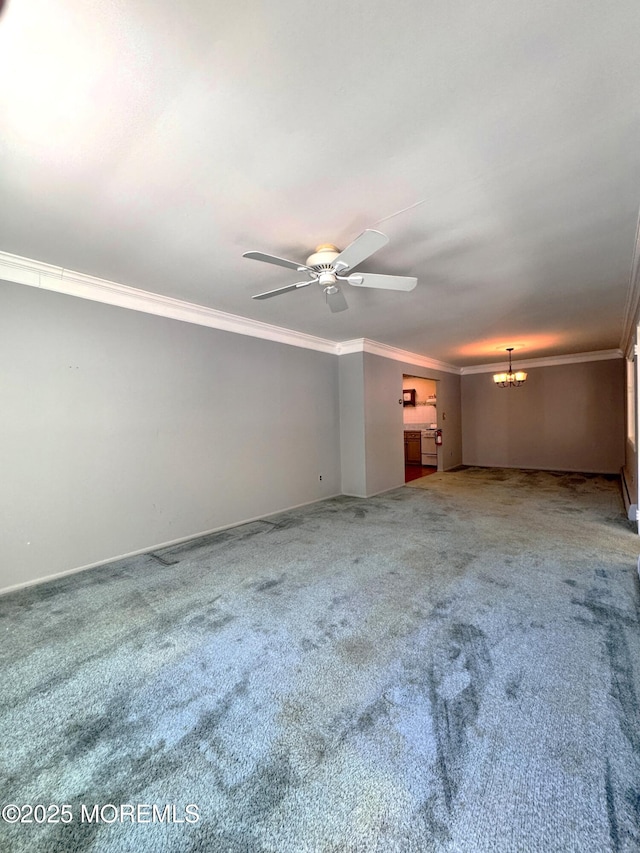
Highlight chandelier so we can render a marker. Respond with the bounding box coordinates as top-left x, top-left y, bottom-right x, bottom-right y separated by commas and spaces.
493, 347, 527, 387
